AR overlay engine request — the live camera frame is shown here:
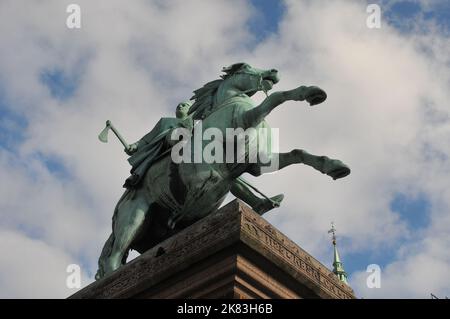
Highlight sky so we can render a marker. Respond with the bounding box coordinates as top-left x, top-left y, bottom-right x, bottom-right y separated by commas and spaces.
0, 0, 449, 298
